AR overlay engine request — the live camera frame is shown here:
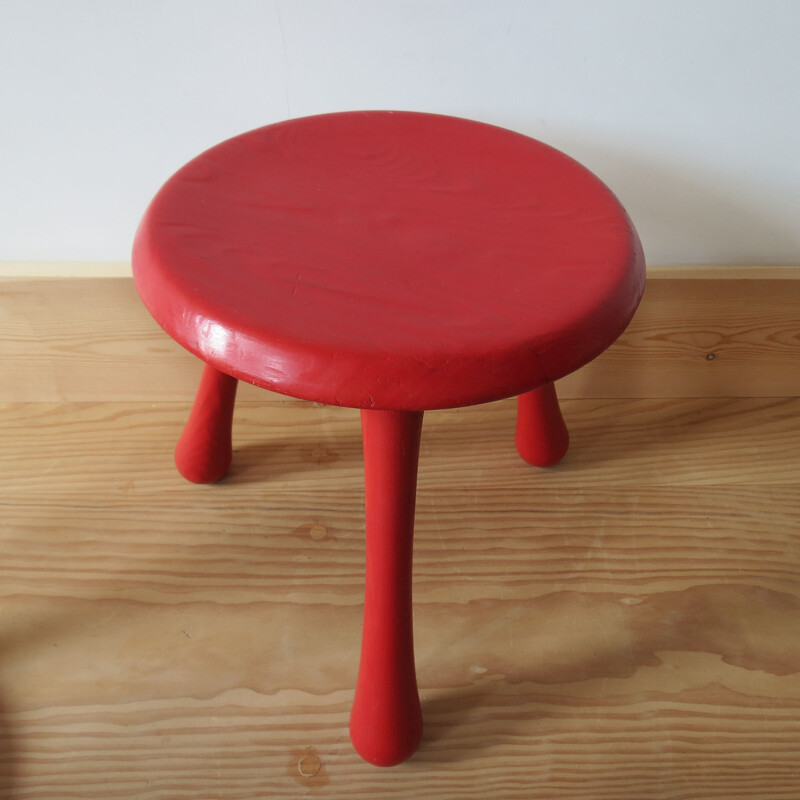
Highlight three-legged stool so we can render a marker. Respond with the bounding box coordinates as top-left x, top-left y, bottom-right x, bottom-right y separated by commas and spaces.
133, 110, 645, 766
